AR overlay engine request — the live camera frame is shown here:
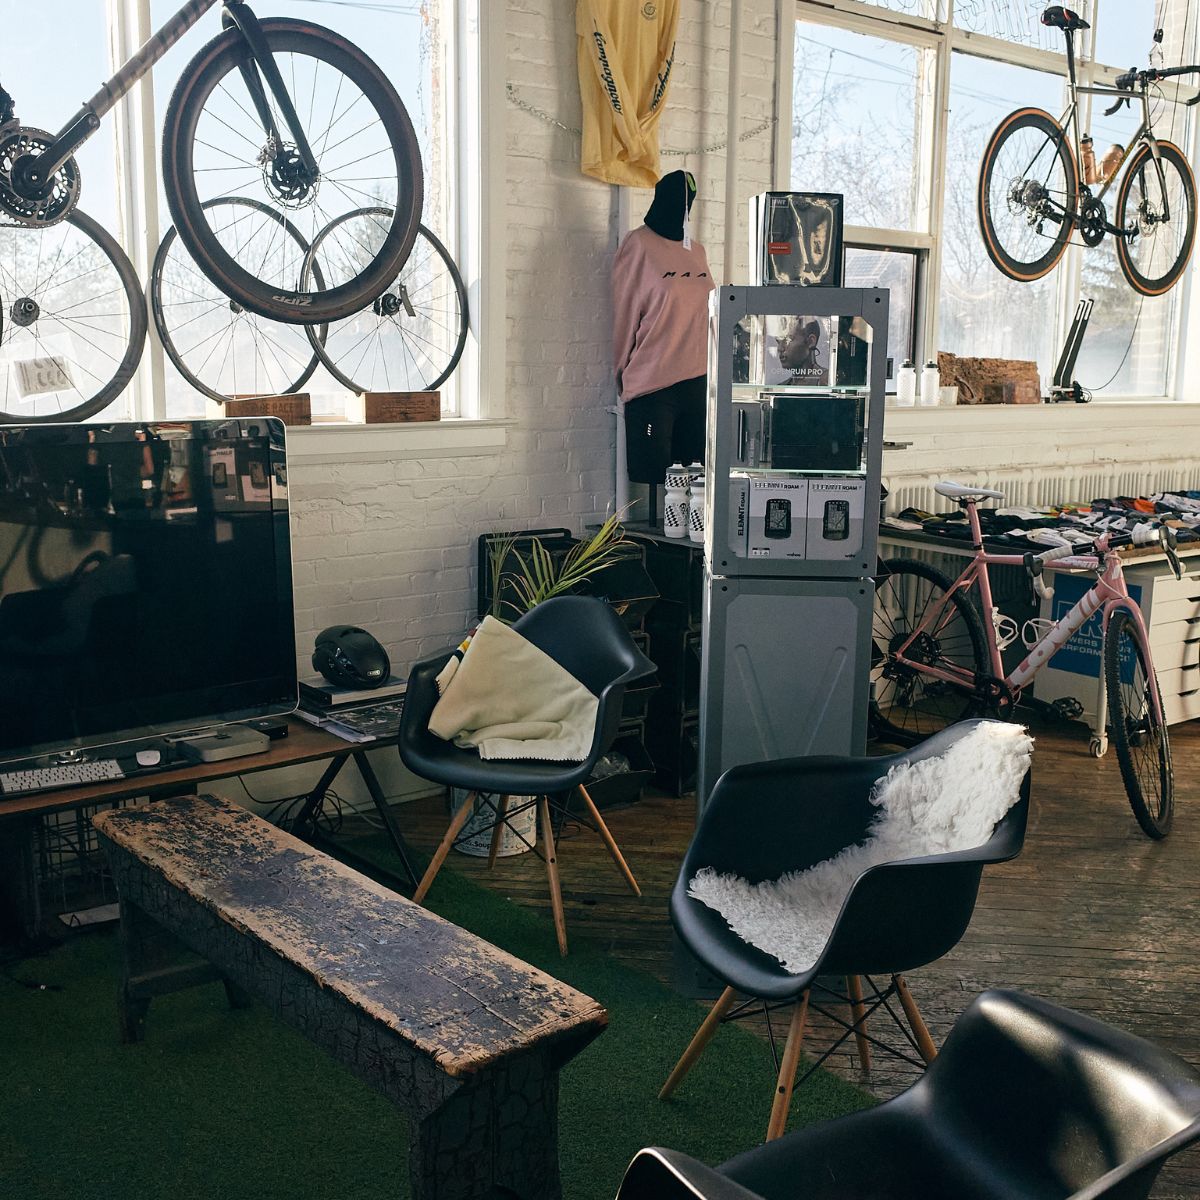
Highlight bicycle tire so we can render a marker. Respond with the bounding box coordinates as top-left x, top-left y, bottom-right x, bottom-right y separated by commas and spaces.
161, 18, 422, 325
978, 107, 1076, 283
1115, 139, 1197, 297
304, 216, 468, 394
0, 207, 146, 423
151, 196, 325, 403
1104, 607, 1173, 838
871, 557, 989, 745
